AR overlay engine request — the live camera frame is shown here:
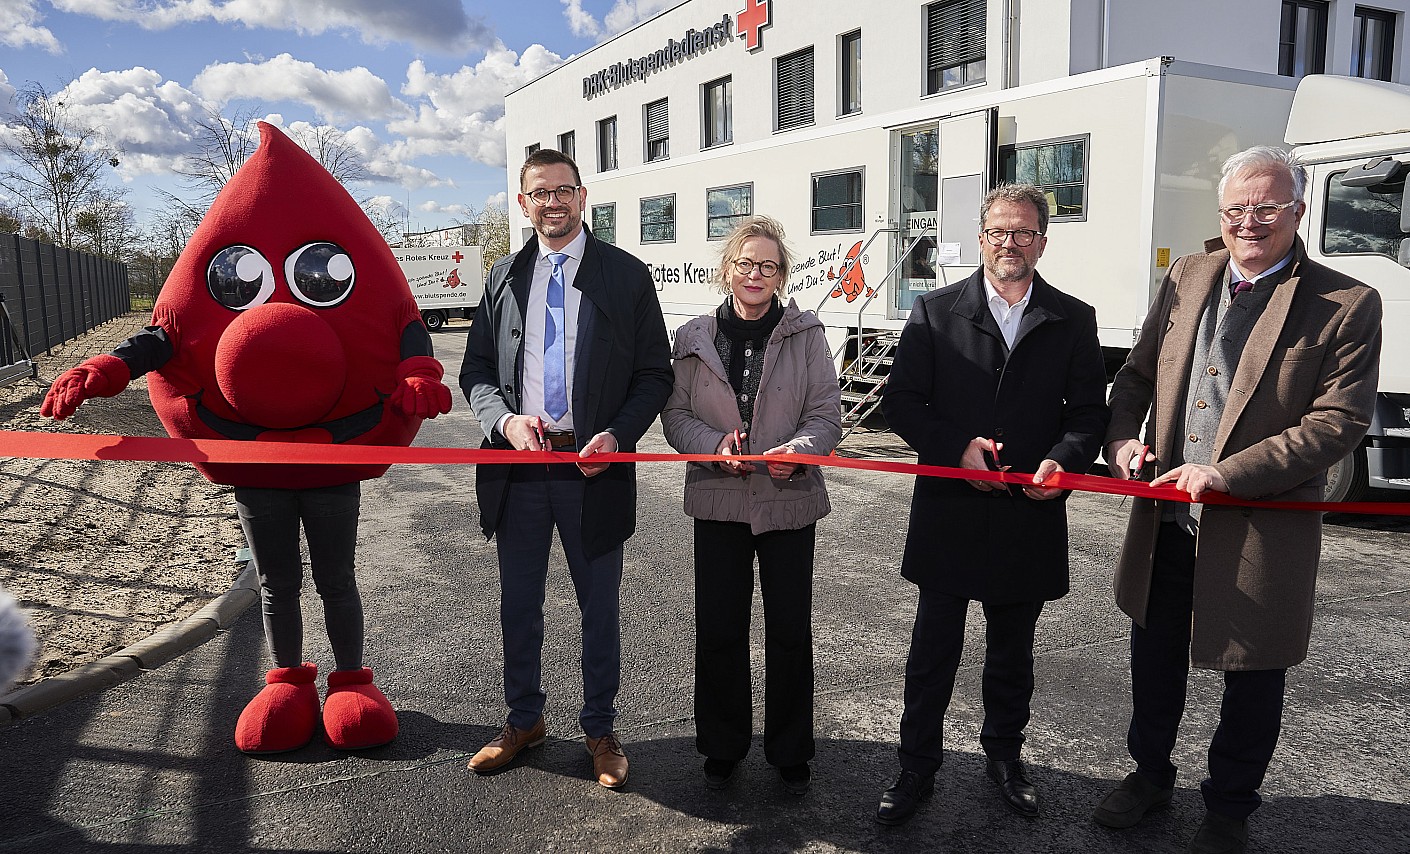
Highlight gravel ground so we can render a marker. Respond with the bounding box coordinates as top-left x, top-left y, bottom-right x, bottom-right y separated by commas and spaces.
0, 312, 245, 687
